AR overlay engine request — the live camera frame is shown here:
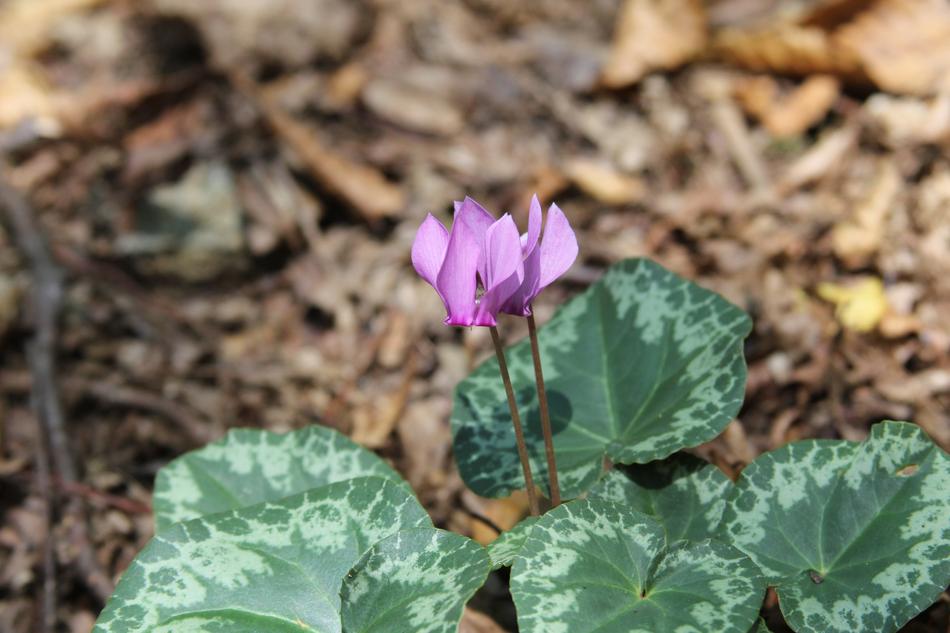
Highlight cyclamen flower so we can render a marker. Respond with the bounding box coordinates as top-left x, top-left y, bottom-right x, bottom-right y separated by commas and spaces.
411, 196, 578, 326
411, 198, 524, 327
500, 195, 578, 317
